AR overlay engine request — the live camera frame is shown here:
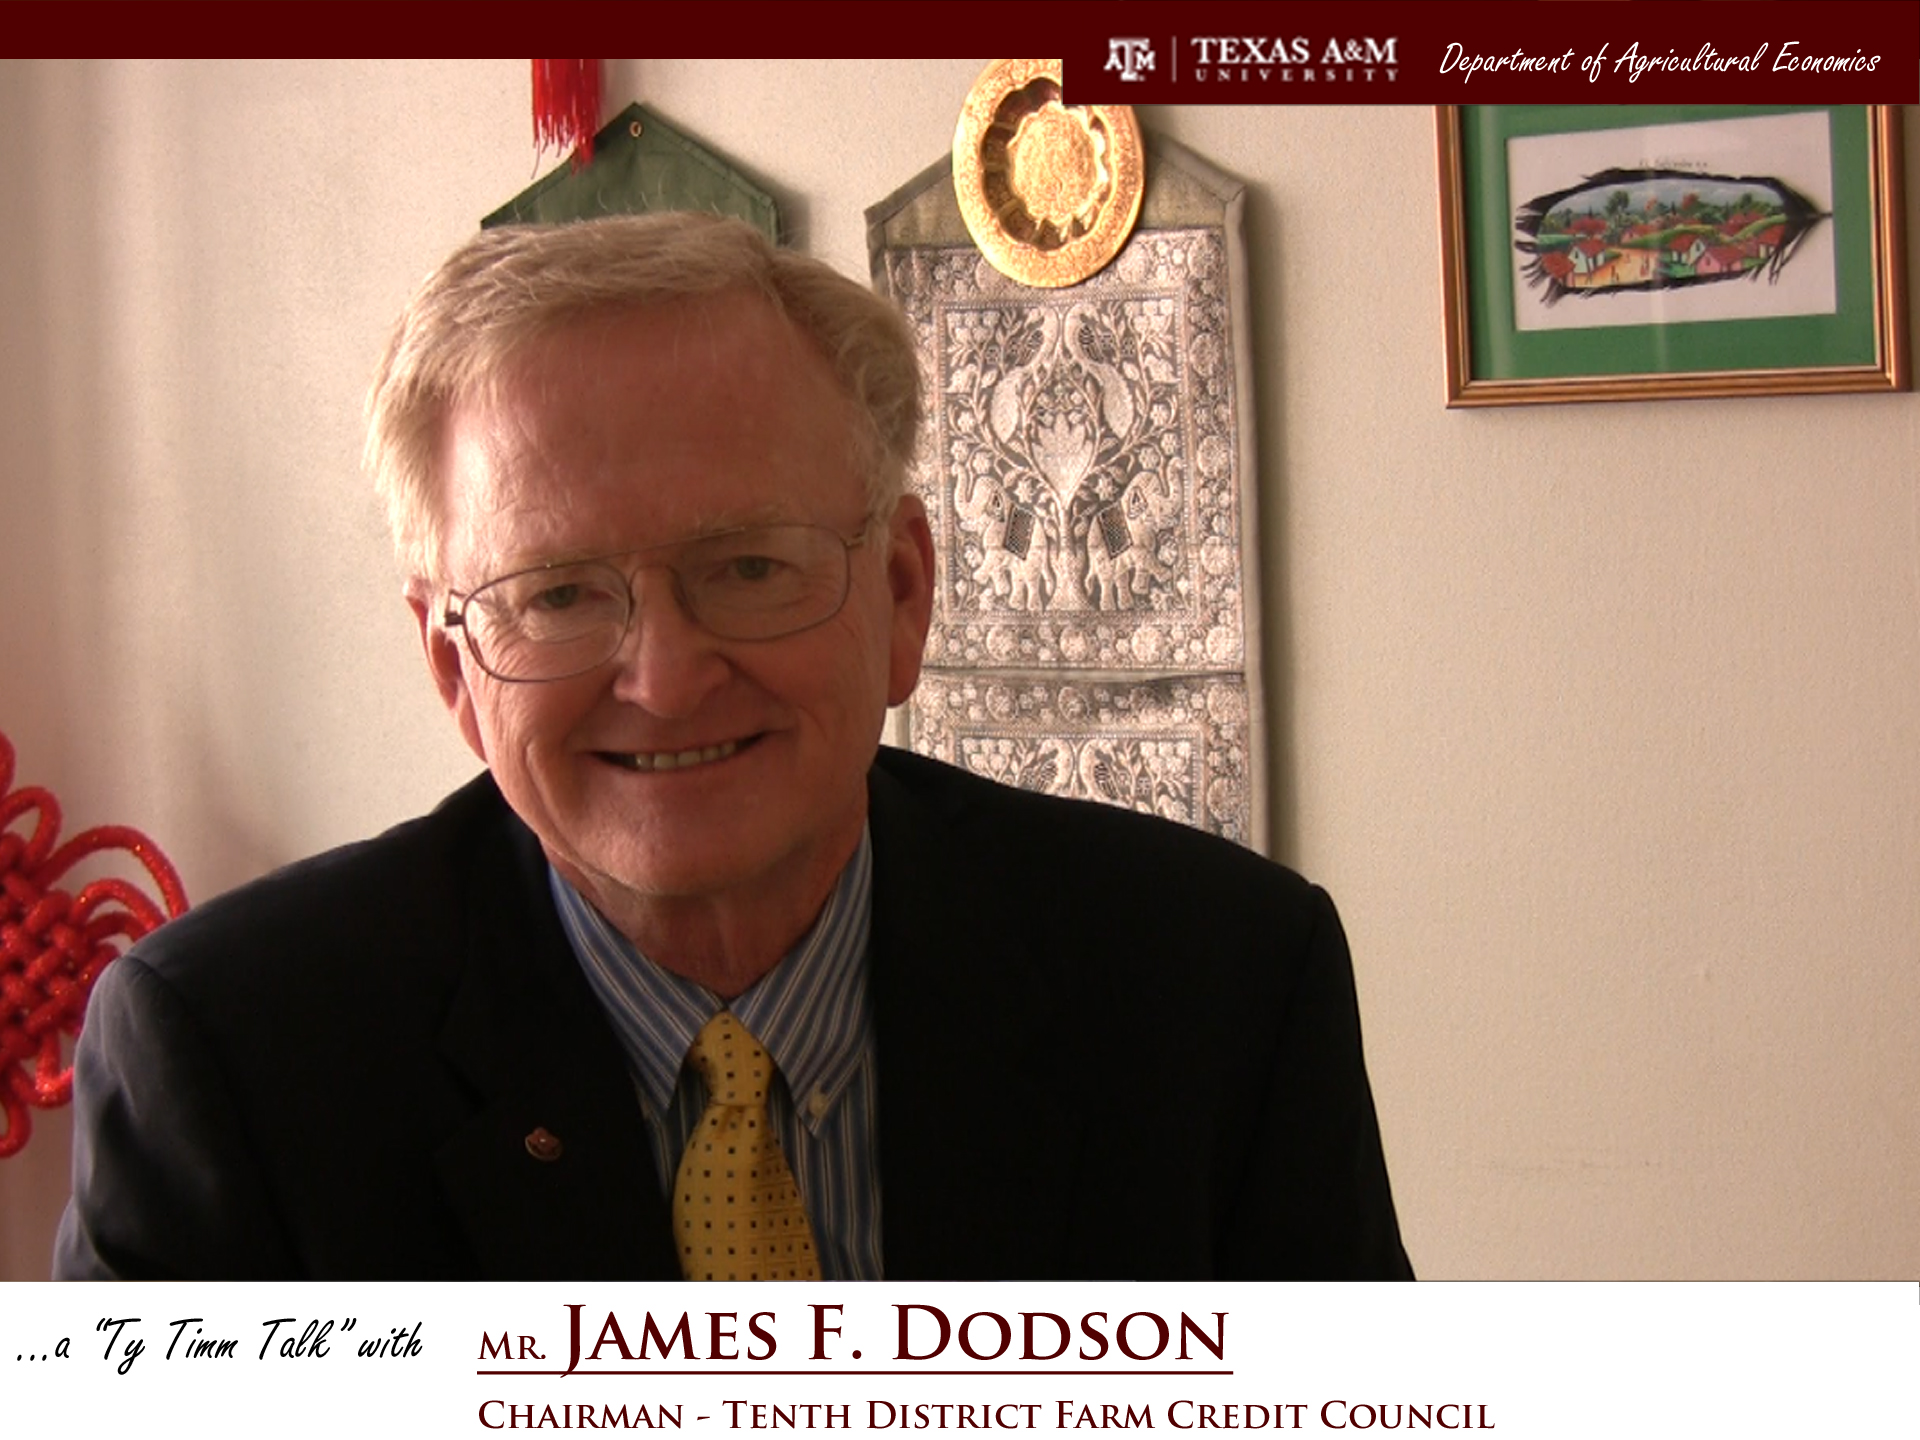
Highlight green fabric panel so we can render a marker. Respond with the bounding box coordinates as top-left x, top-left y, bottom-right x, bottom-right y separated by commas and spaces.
482, 103, 779, 241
